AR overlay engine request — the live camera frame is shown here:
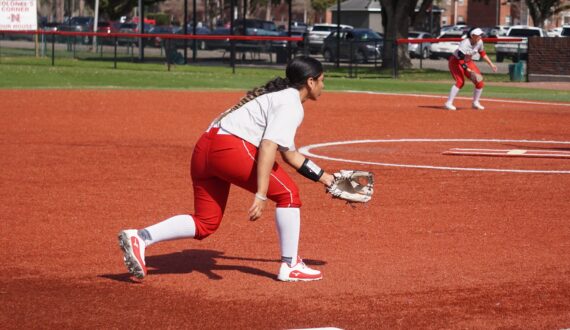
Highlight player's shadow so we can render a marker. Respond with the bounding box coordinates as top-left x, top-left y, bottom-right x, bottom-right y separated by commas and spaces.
100, 249, 326, 283
418, 105, 451, 110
